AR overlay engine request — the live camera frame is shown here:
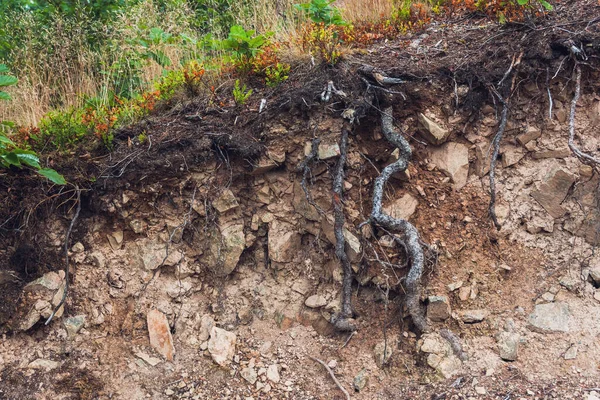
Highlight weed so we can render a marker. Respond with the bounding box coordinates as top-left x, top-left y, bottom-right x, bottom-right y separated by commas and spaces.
265, 63, 291, 87
299, 23, 354, 66
294, 0, 347, 26
232, 79, 252, 105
